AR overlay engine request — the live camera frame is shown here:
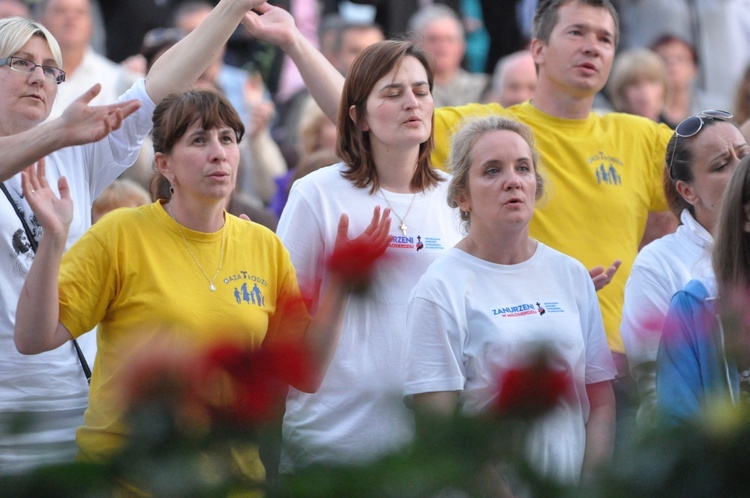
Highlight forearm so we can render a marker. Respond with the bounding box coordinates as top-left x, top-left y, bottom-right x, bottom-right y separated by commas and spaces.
301, 275, 350, 391
145, 0, 252, 102
582, 381, 616, 482
0, 121, 73, 182
284, 29, 344, 123
14, 231, 70, 354
247, 130, 287, 203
